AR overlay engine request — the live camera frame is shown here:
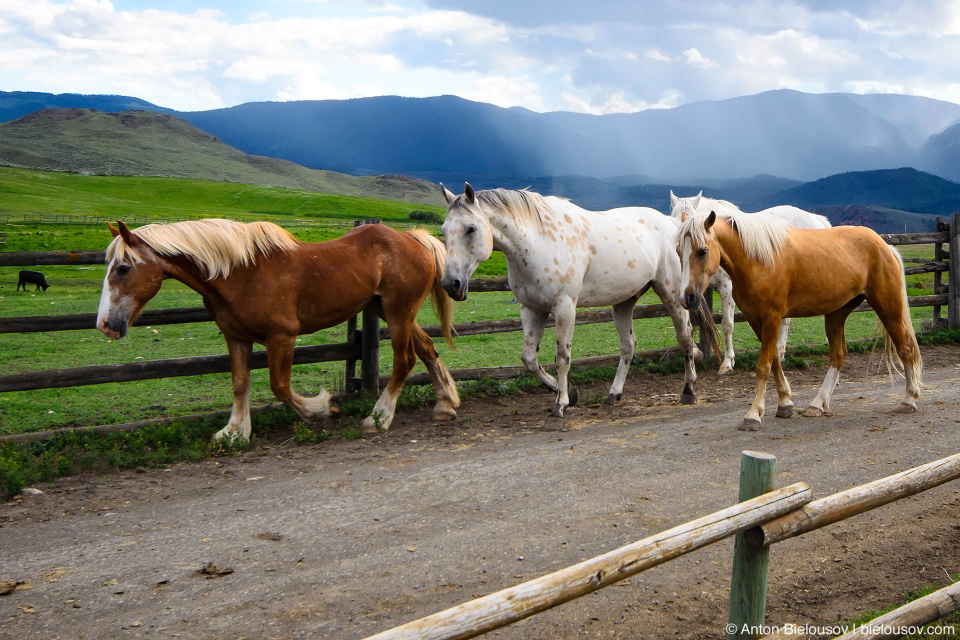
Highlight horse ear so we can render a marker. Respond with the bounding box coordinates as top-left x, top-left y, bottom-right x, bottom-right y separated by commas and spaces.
464, 182, 476, 205
669, 190, 677, 207
694, 191, 702, 208
117, 220, 138, 246
107, 222, 121, 238
440, 183, 456, 205
704, 211, 717, 231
